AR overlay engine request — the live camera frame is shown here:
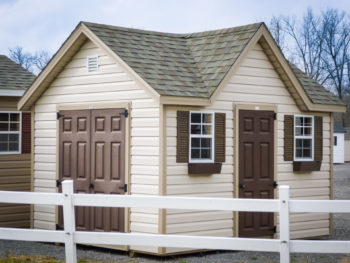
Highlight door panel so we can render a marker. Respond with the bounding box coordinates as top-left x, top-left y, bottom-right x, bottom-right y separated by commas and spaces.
90, 109, 125, 232
239, 110, 274, 237
58, 108, 126, 233
58, 110, 91, 231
